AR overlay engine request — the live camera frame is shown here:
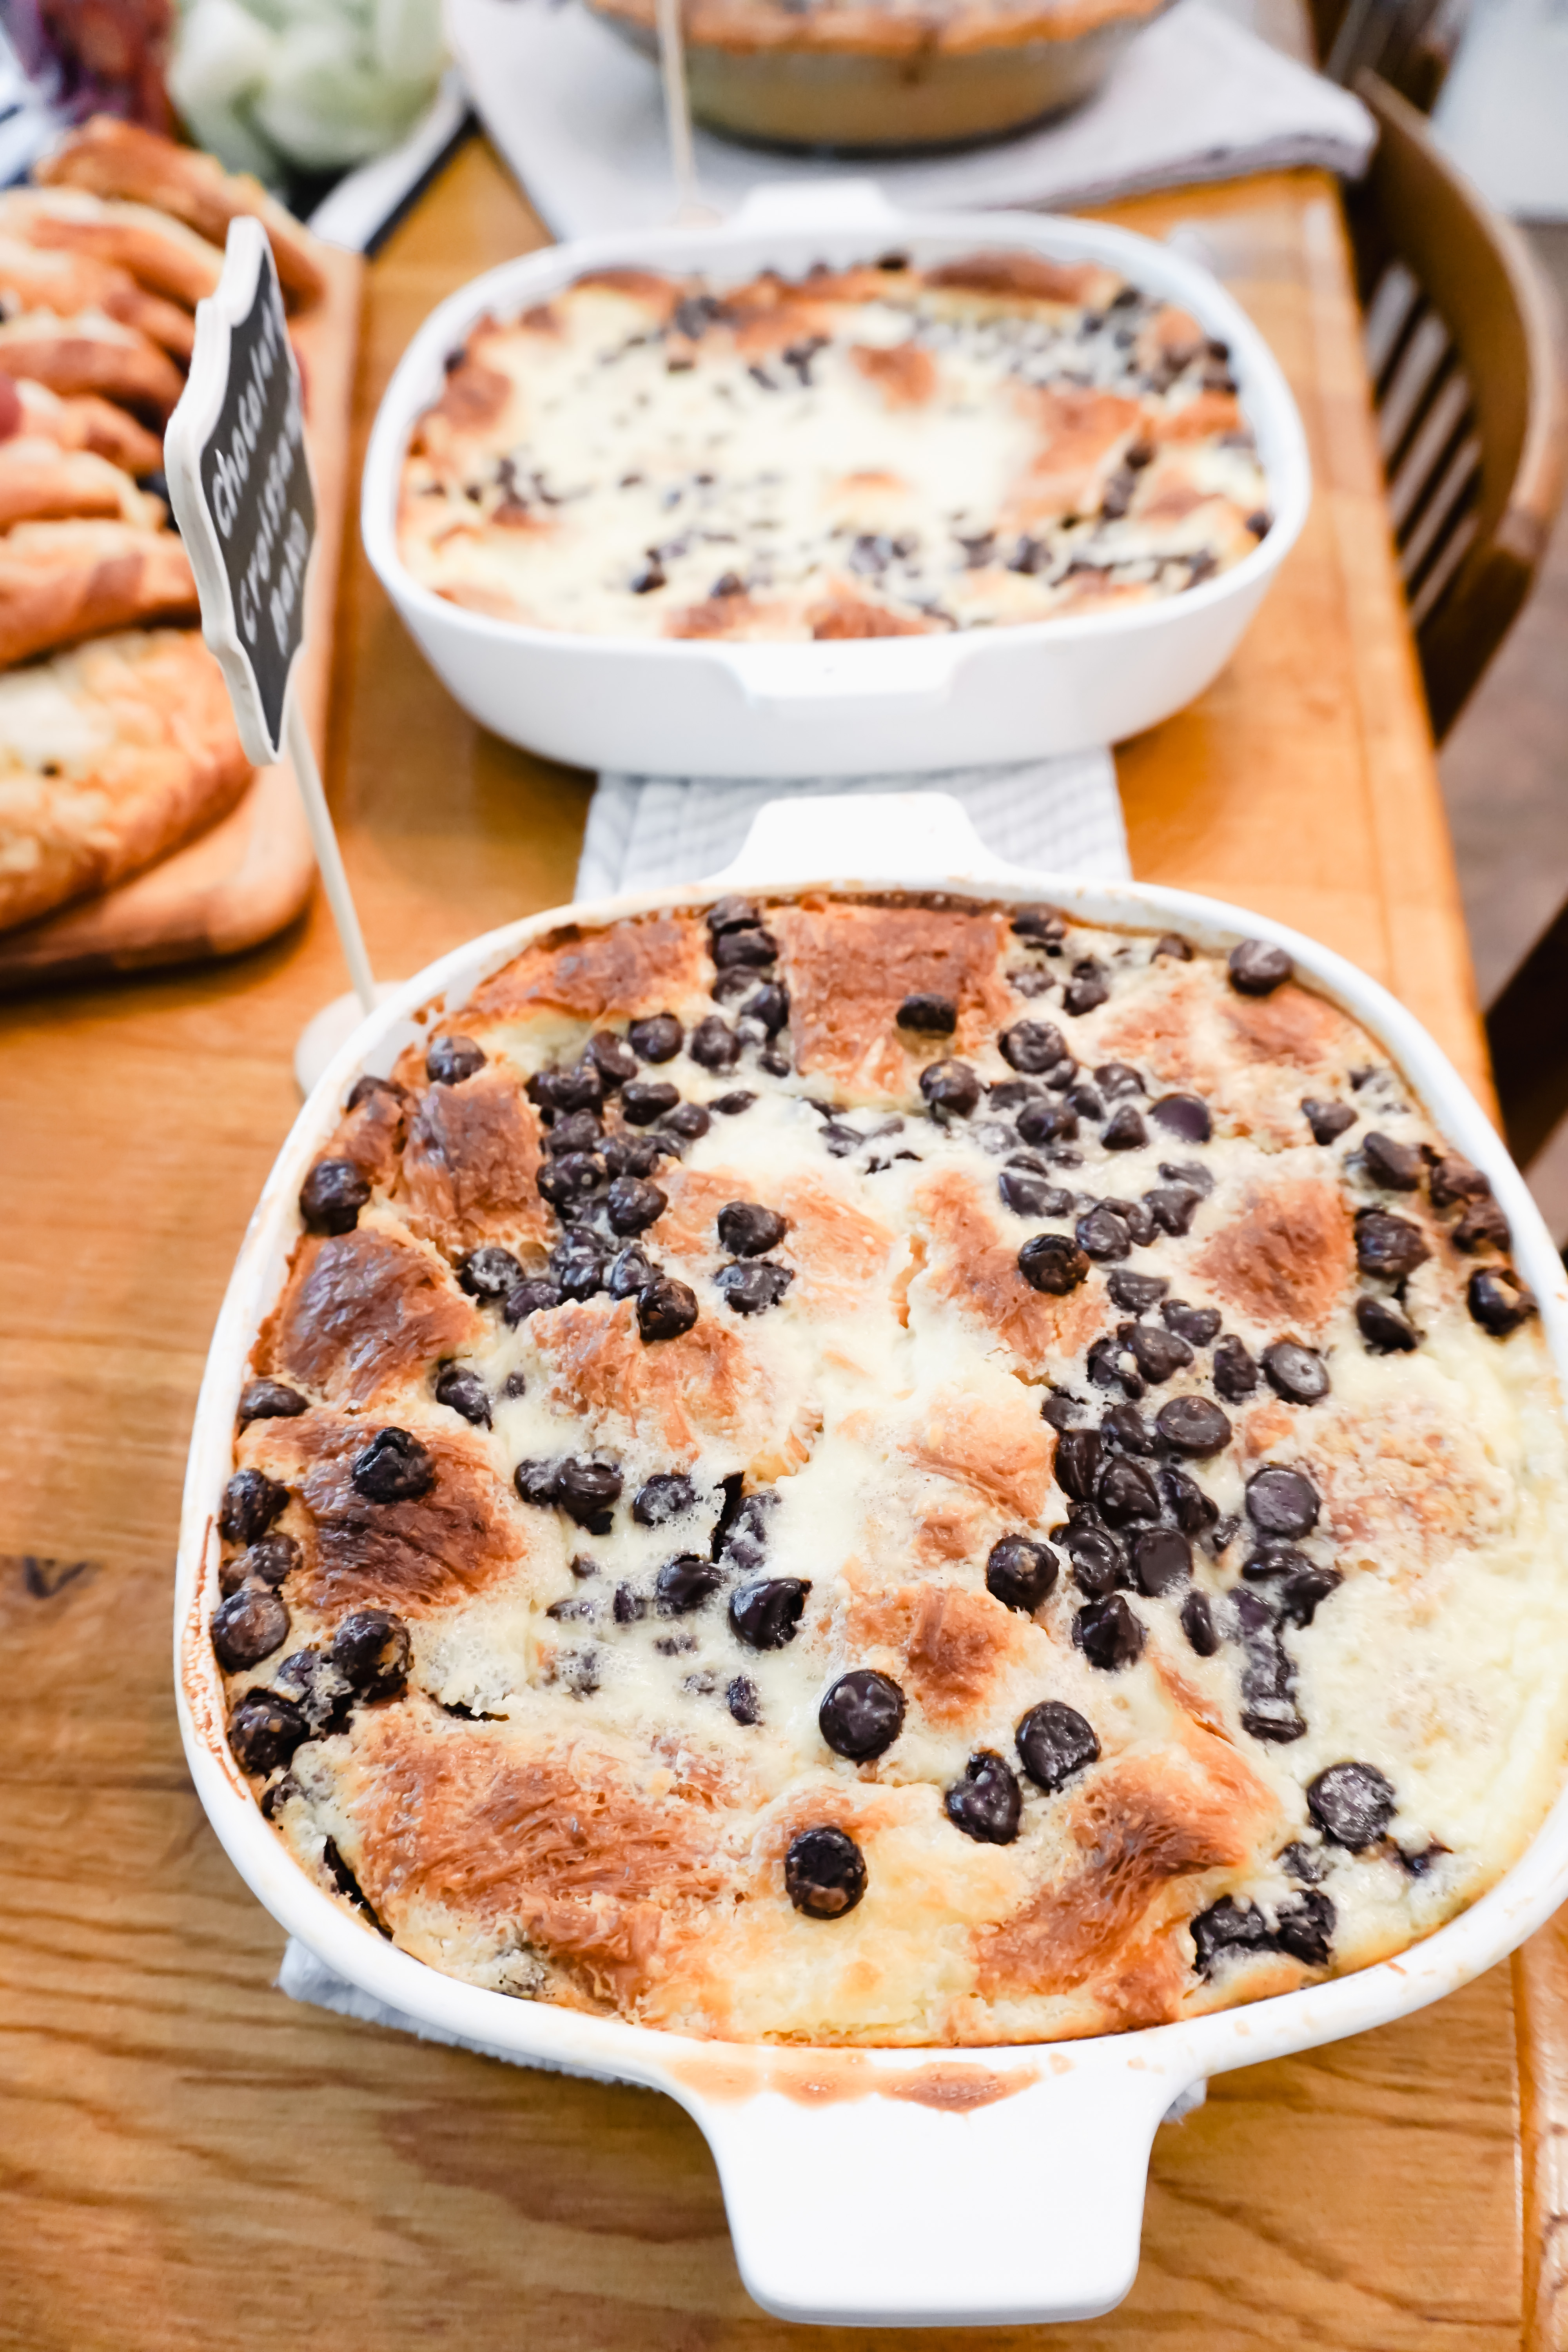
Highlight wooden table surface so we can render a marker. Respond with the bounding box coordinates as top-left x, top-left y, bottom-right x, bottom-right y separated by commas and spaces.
1, 135, 1553, 2352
